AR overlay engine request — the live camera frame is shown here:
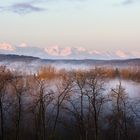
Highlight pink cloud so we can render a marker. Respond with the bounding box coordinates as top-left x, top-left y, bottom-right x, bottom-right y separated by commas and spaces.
116, 50, 128, 58
19, 43, 28, 48
44, 46, 60, 56
77, 47, 86, 52
0, 43, 15, 51
89, 50, 102, 55
44, 46, 71, 57
60, 47, 72, 56
131, 51, 140, 57
44, 46, 140, 59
